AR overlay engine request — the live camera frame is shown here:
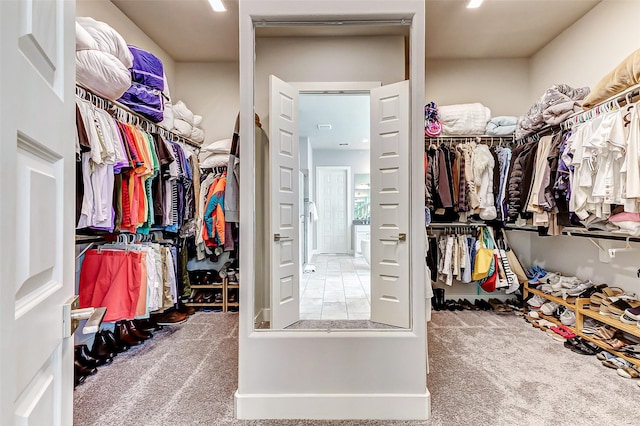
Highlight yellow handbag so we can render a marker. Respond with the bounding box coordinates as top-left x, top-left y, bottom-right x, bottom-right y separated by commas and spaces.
472, 227, 494, 281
